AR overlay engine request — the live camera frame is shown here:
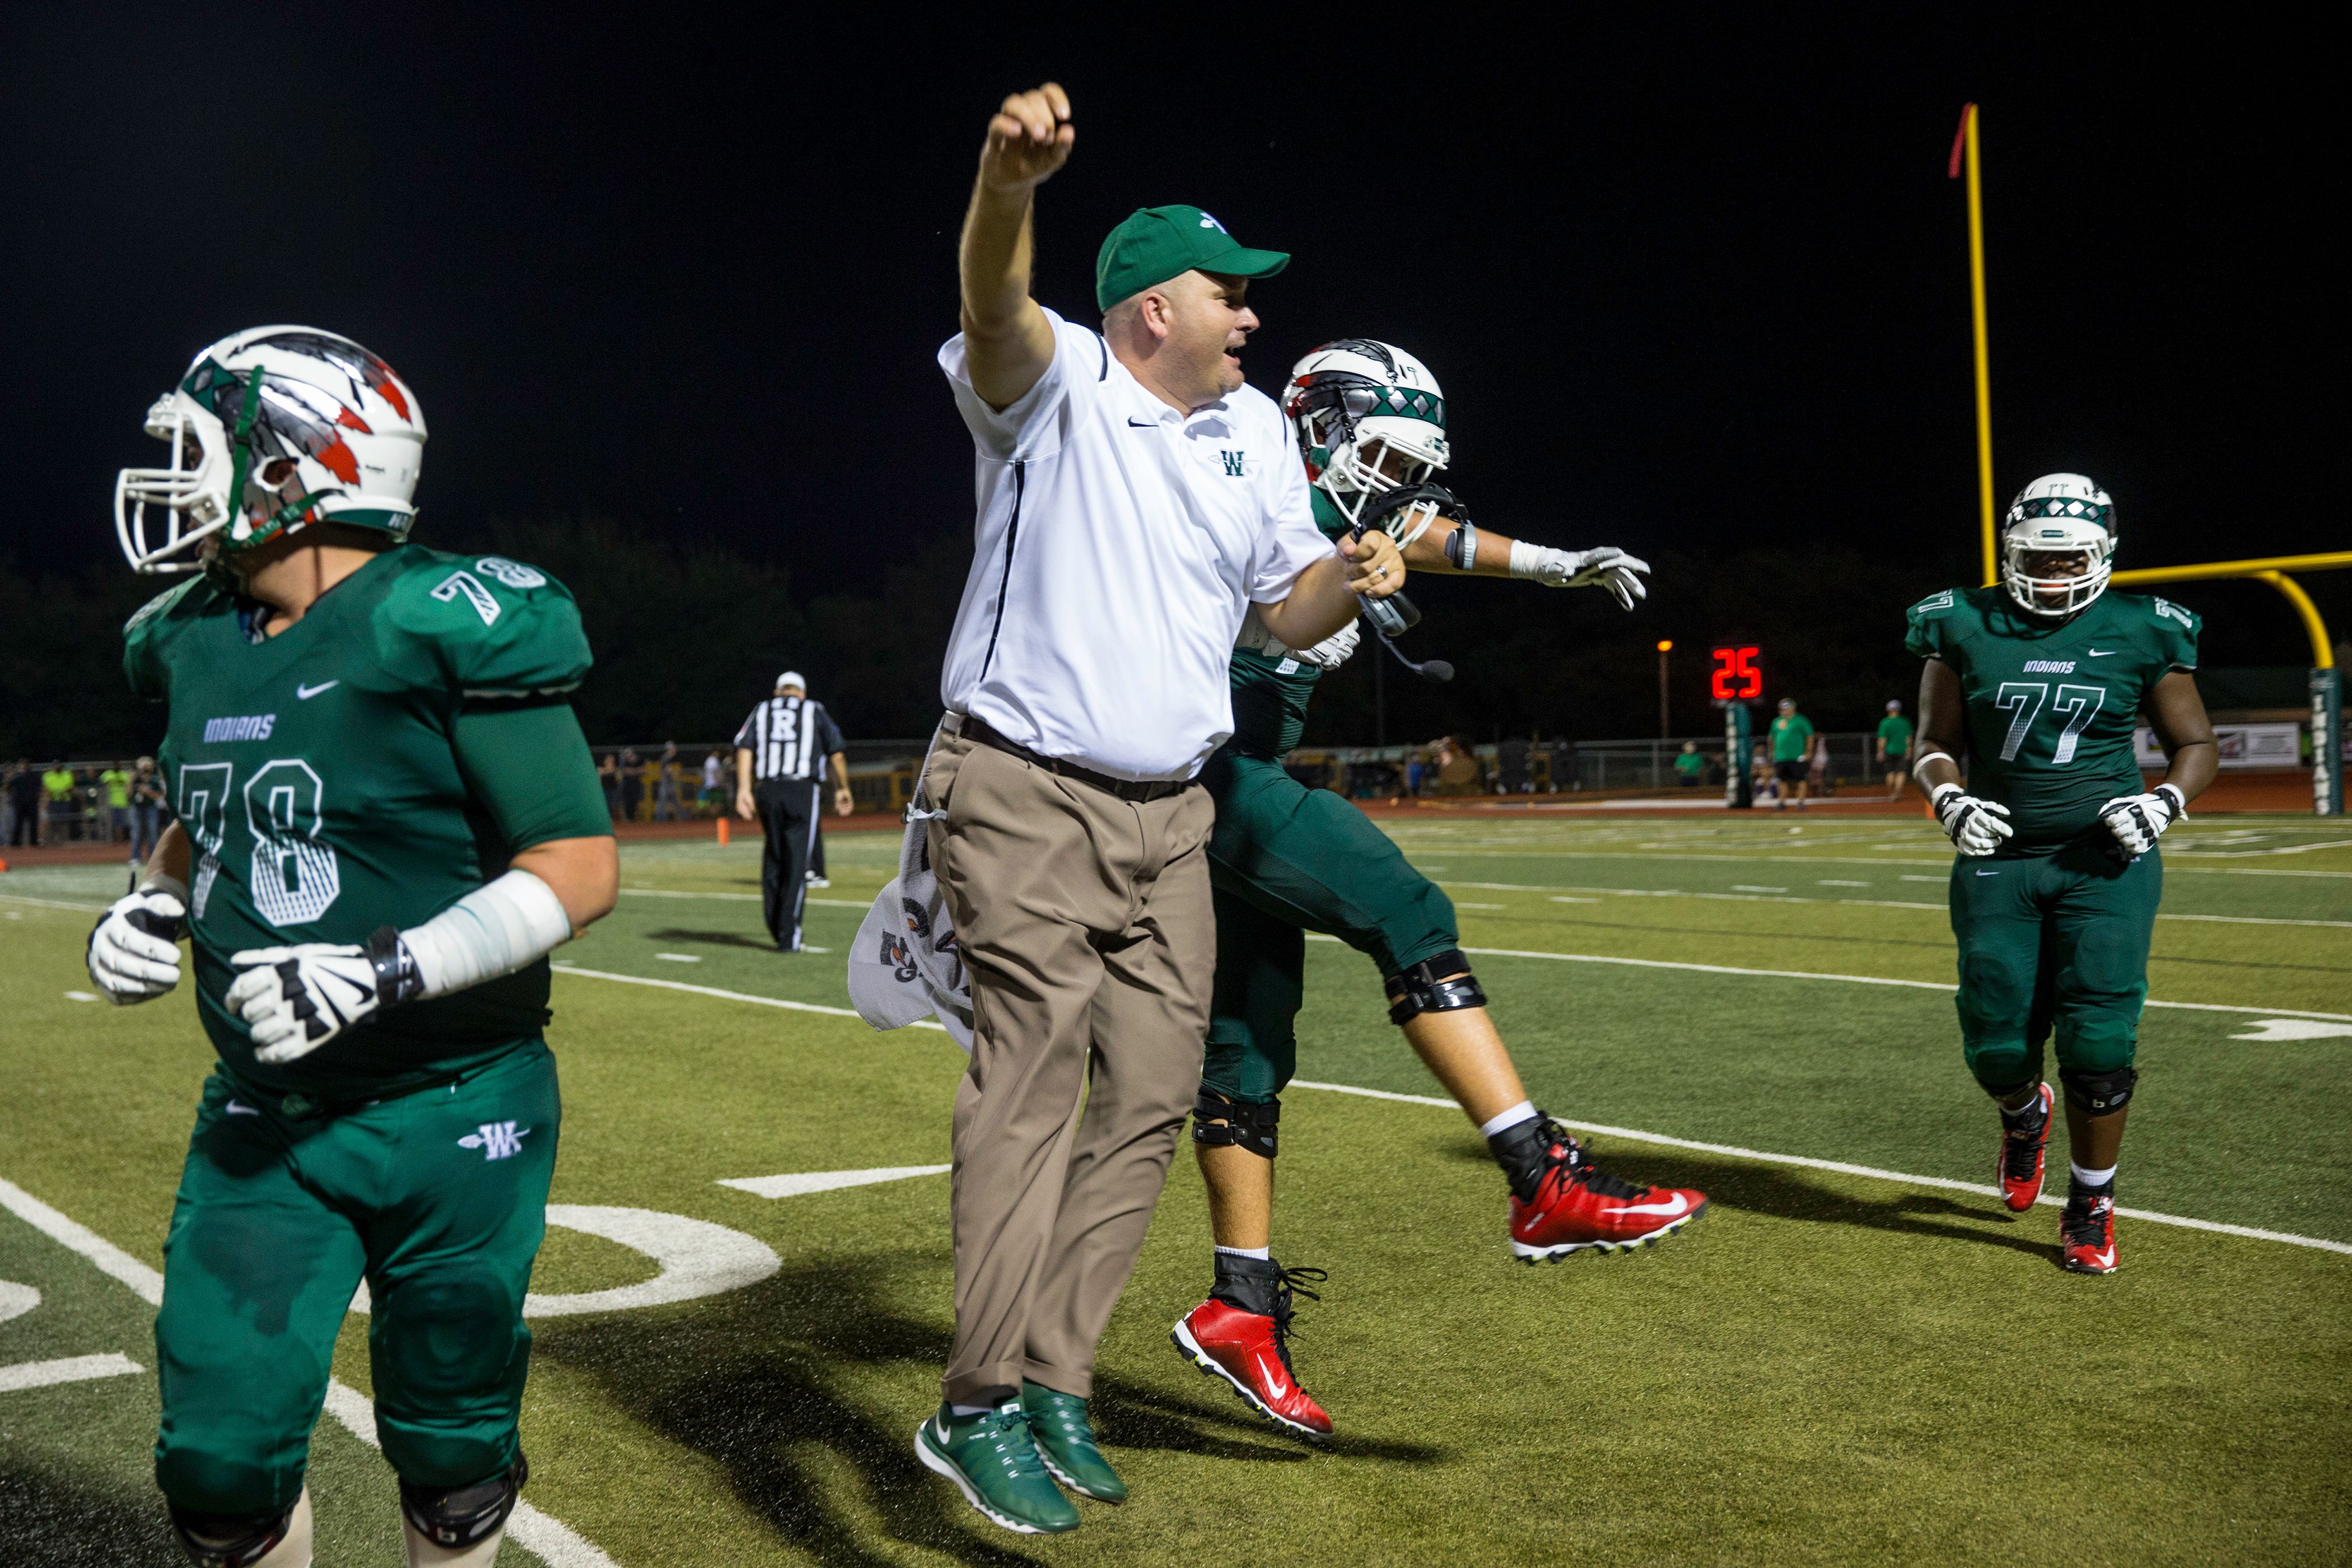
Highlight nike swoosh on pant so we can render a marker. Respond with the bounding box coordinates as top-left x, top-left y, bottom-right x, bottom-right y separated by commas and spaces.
225, 1100, 259, 1116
